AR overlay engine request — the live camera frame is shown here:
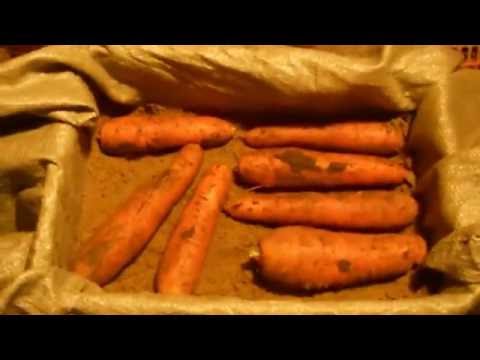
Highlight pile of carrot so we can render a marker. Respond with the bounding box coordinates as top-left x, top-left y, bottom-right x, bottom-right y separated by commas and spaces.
73, 105, 427, 296
226, 118, 427, 292
73, 108, 235, 296
72, 144, 204, 285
